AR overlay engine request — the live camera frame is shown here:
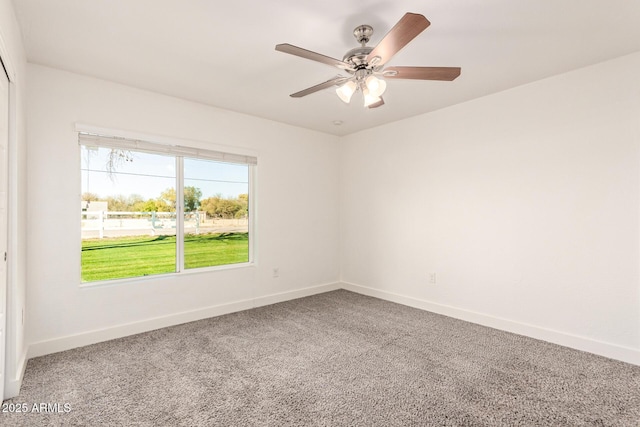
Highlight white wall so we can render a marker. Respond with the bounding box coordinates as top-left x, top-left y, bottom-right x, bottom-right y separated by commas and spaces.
26, 64, 340, 356
0, 0, 28, 398
22, 48, 640, 366
340, 52, 640, 364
